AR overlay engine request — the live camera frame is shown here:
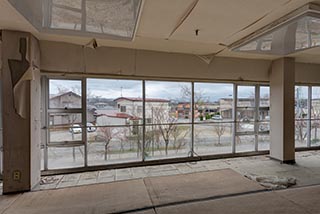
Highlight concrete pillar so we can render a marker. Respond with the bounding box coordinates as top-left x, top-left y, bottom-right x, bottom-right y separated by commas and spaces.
270, 57, 295, 163
1, 30, 41, 194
